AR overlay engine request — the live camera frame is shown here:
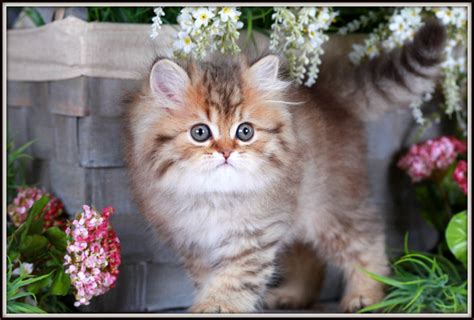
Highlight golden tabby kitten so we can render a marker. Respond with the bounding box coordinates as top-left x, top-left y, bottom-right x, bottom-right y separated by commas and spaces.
124, 21, 446, 313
